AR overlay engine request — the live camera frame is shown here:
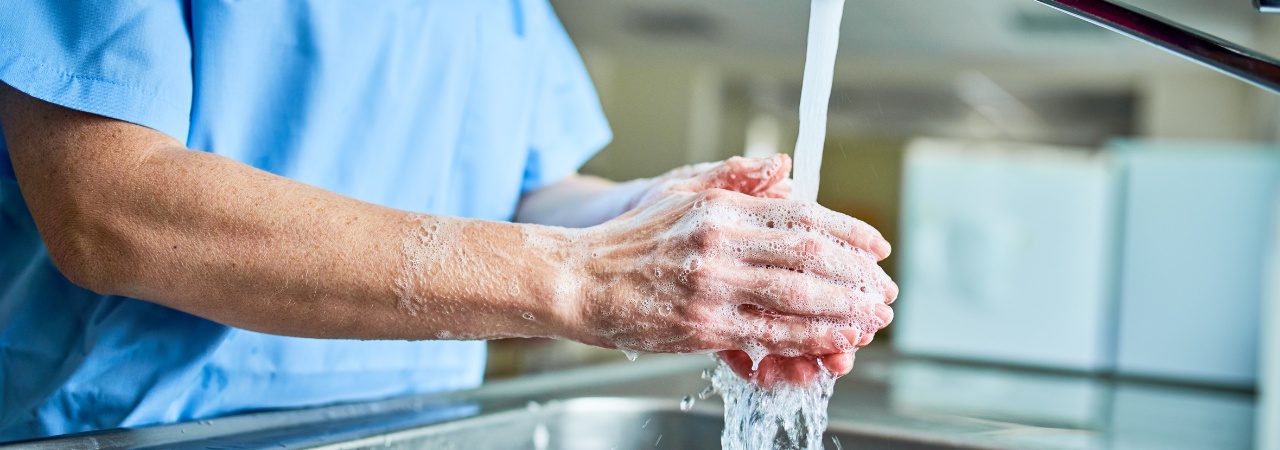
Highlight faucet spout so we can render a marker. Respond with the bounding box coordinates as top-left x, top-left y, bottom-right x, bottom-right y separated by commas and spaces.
1034, 0, 1280, 93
